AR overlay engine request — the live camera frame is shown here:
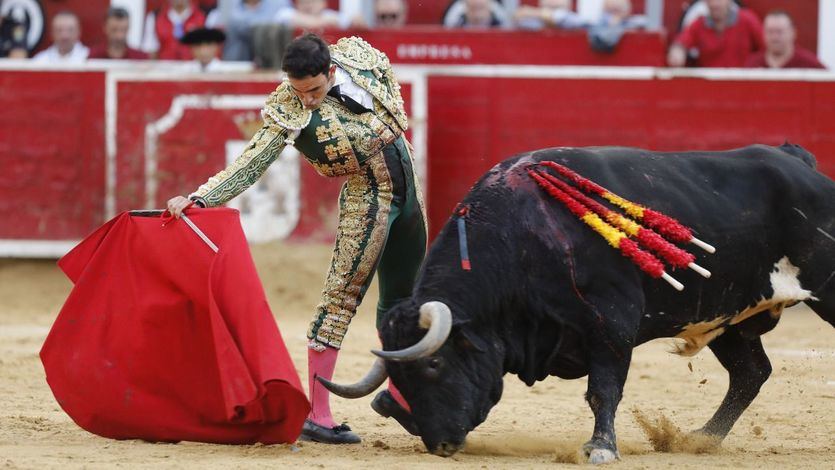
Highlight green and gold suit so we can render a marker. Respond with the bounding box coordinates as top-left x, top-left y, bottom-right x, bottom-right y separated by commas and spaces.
190, 37, 427, 351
